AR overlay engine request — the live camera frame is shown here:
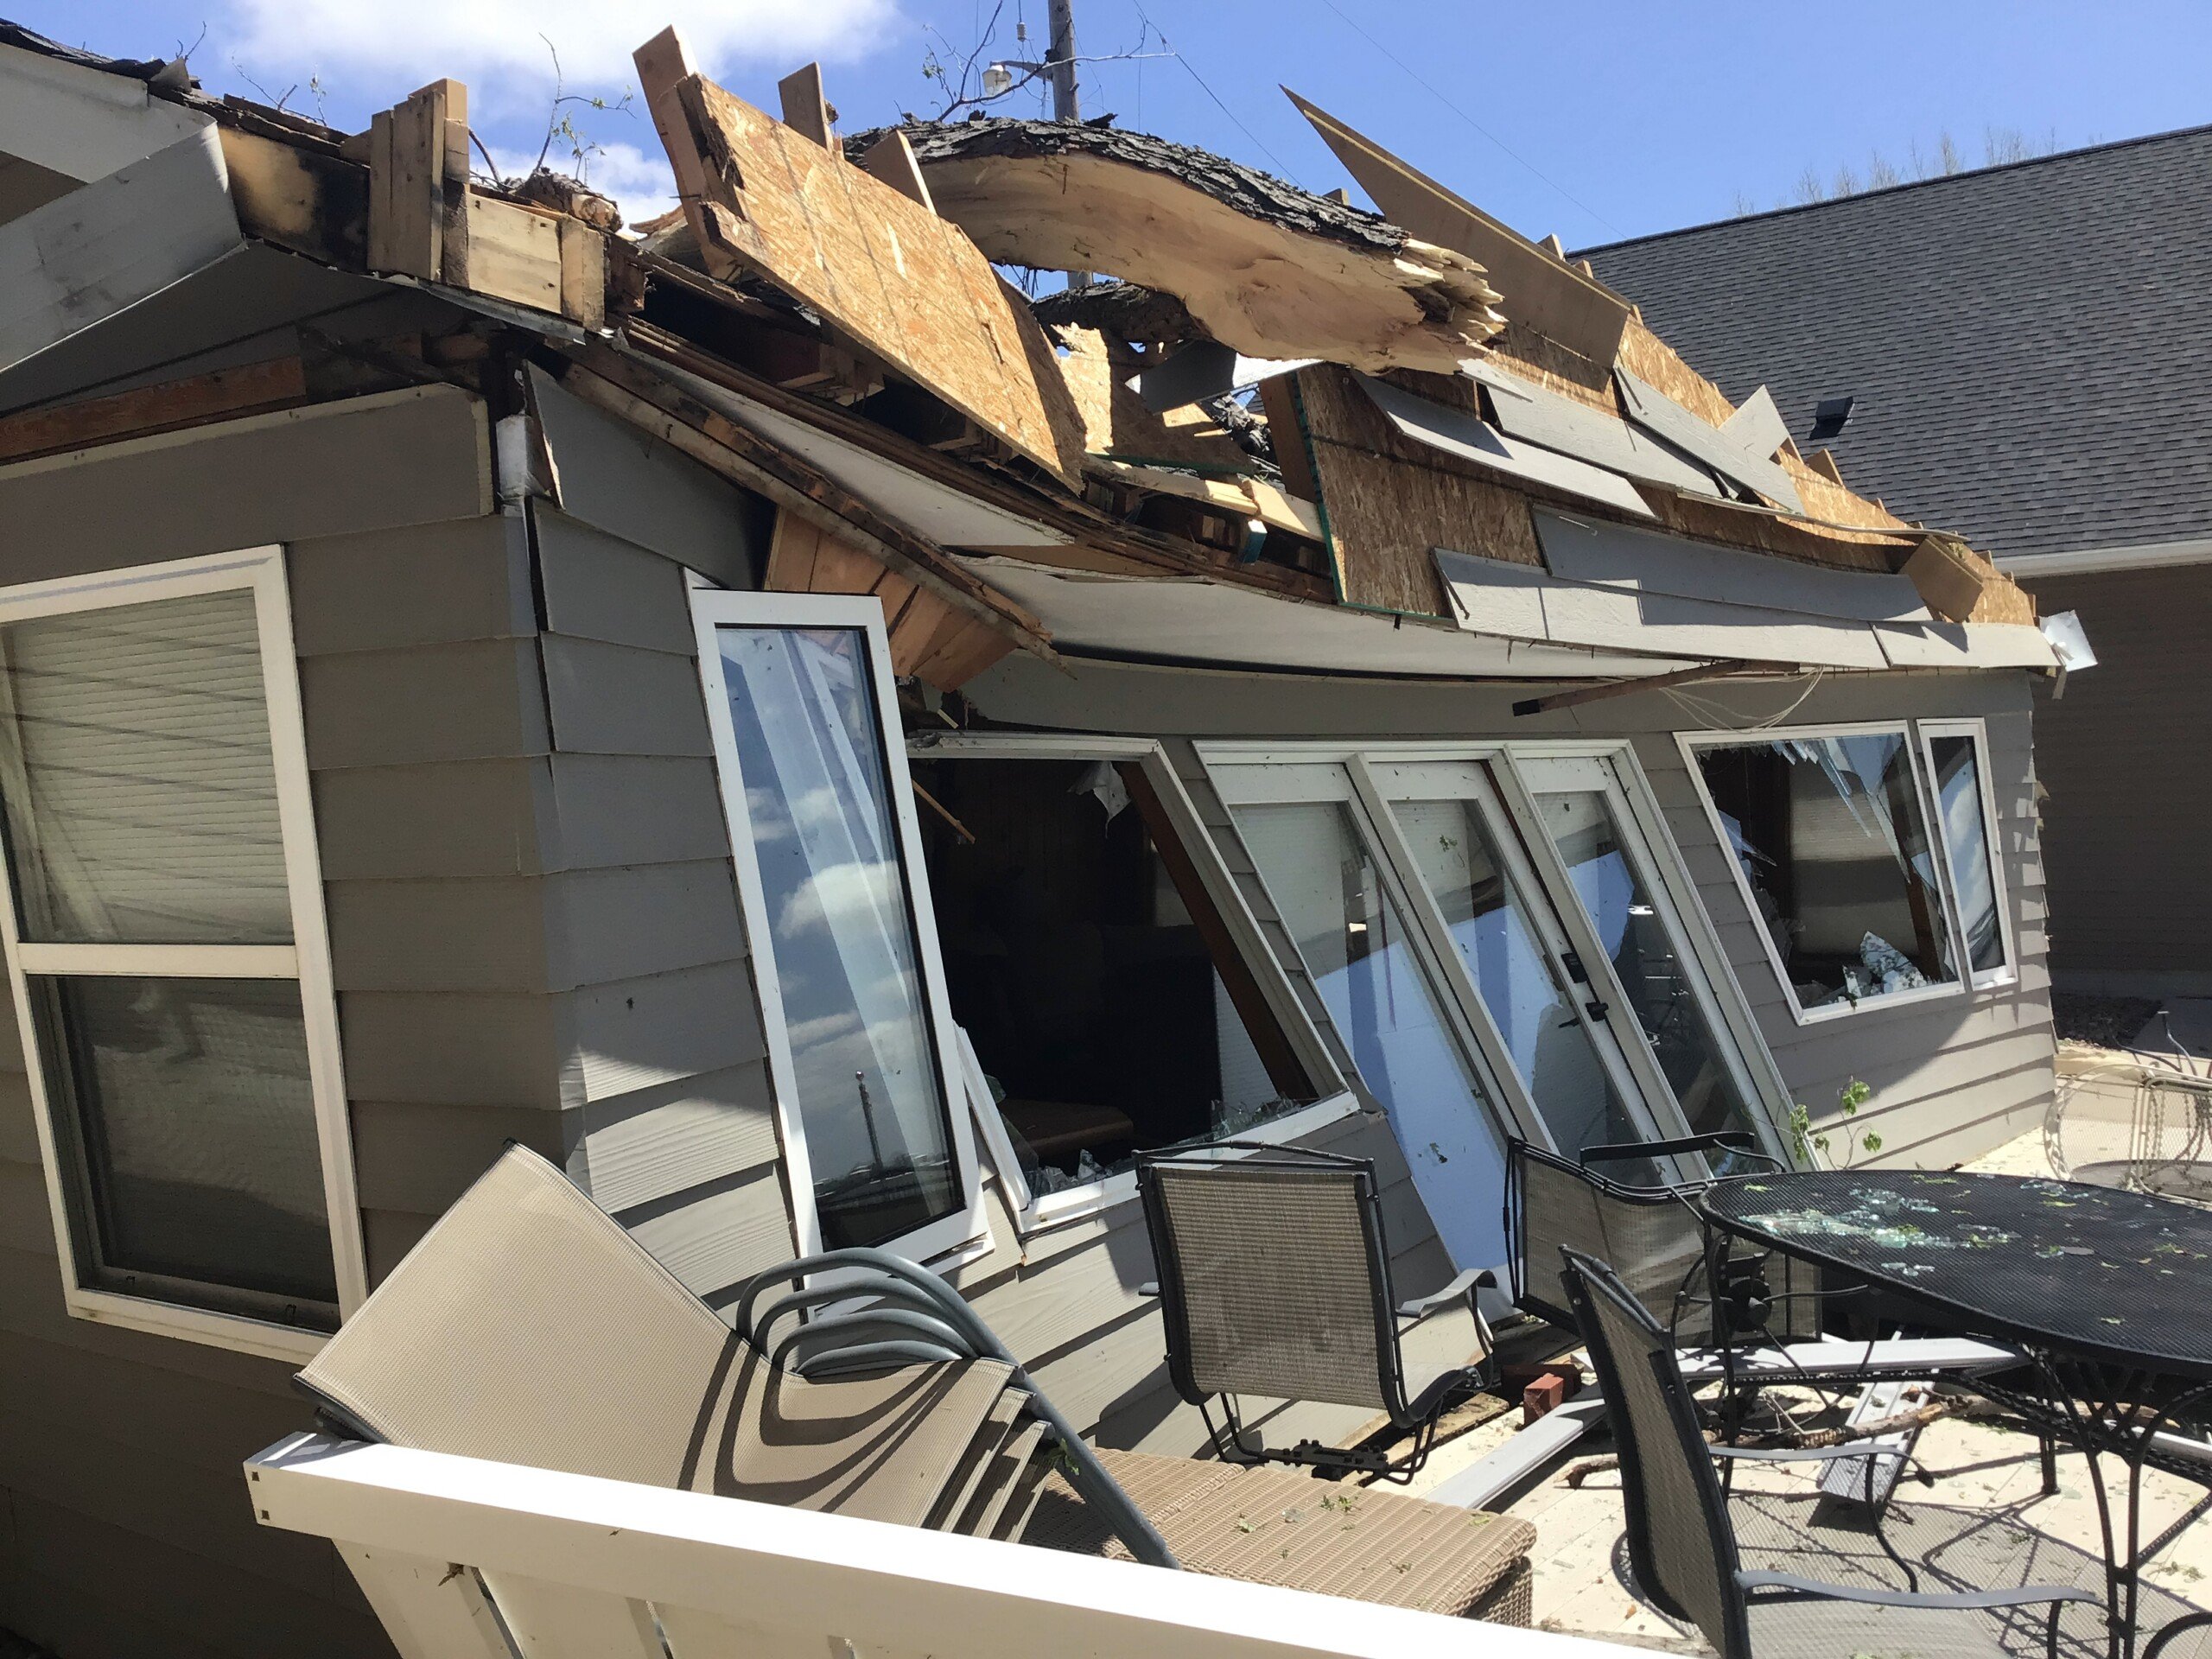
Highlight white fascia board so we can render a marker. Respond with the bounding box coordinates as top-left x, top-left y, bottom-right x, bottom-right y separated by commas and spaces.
1998, 536, 2212, 577
0, 43, 208, 182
